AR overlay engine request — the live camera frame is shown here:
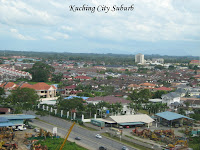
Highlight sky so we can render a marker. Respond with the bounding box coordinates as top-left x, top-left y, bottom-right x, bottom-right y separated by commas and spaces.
0, 0, 200, 56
